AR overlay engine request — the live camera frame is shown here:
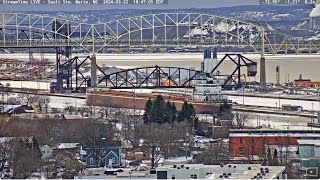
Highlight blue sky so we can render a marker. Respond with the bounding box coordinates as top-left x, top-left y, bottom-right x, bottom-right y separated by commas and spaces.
0, 0, 259, 11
